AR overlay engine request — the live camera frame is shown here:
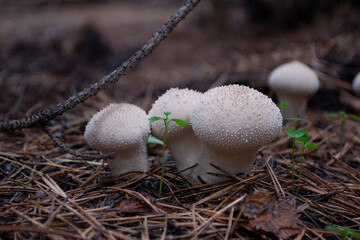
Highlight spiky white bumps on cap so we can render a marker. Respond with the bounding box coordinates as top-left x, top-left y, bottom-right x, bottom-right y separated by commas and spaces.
85, 103, 150, 176
191, 85, 282, 151
190, 85, 282, 183
352, 72, 360, 95
148, 88, 202, 181
268, 61, 319, 118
